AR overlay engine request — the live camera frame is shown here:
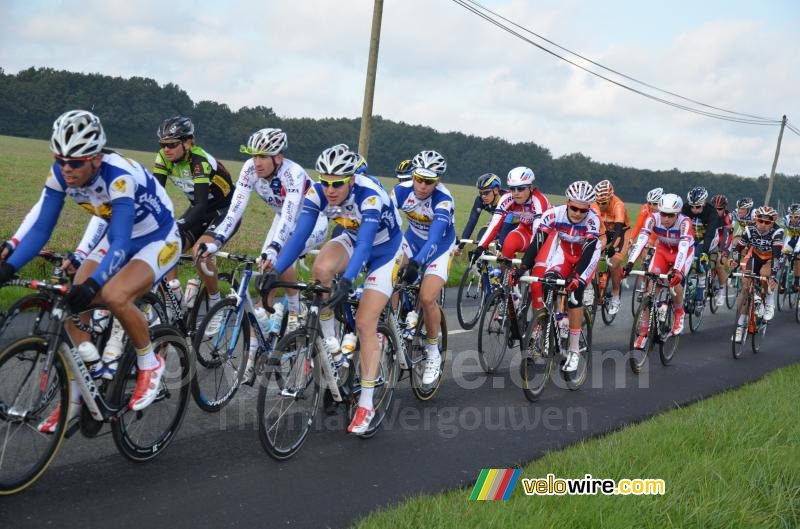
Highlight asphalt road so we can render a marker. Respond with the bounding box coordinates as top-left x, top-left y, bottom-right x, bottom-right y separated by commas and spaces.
2, 286, 799, 528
